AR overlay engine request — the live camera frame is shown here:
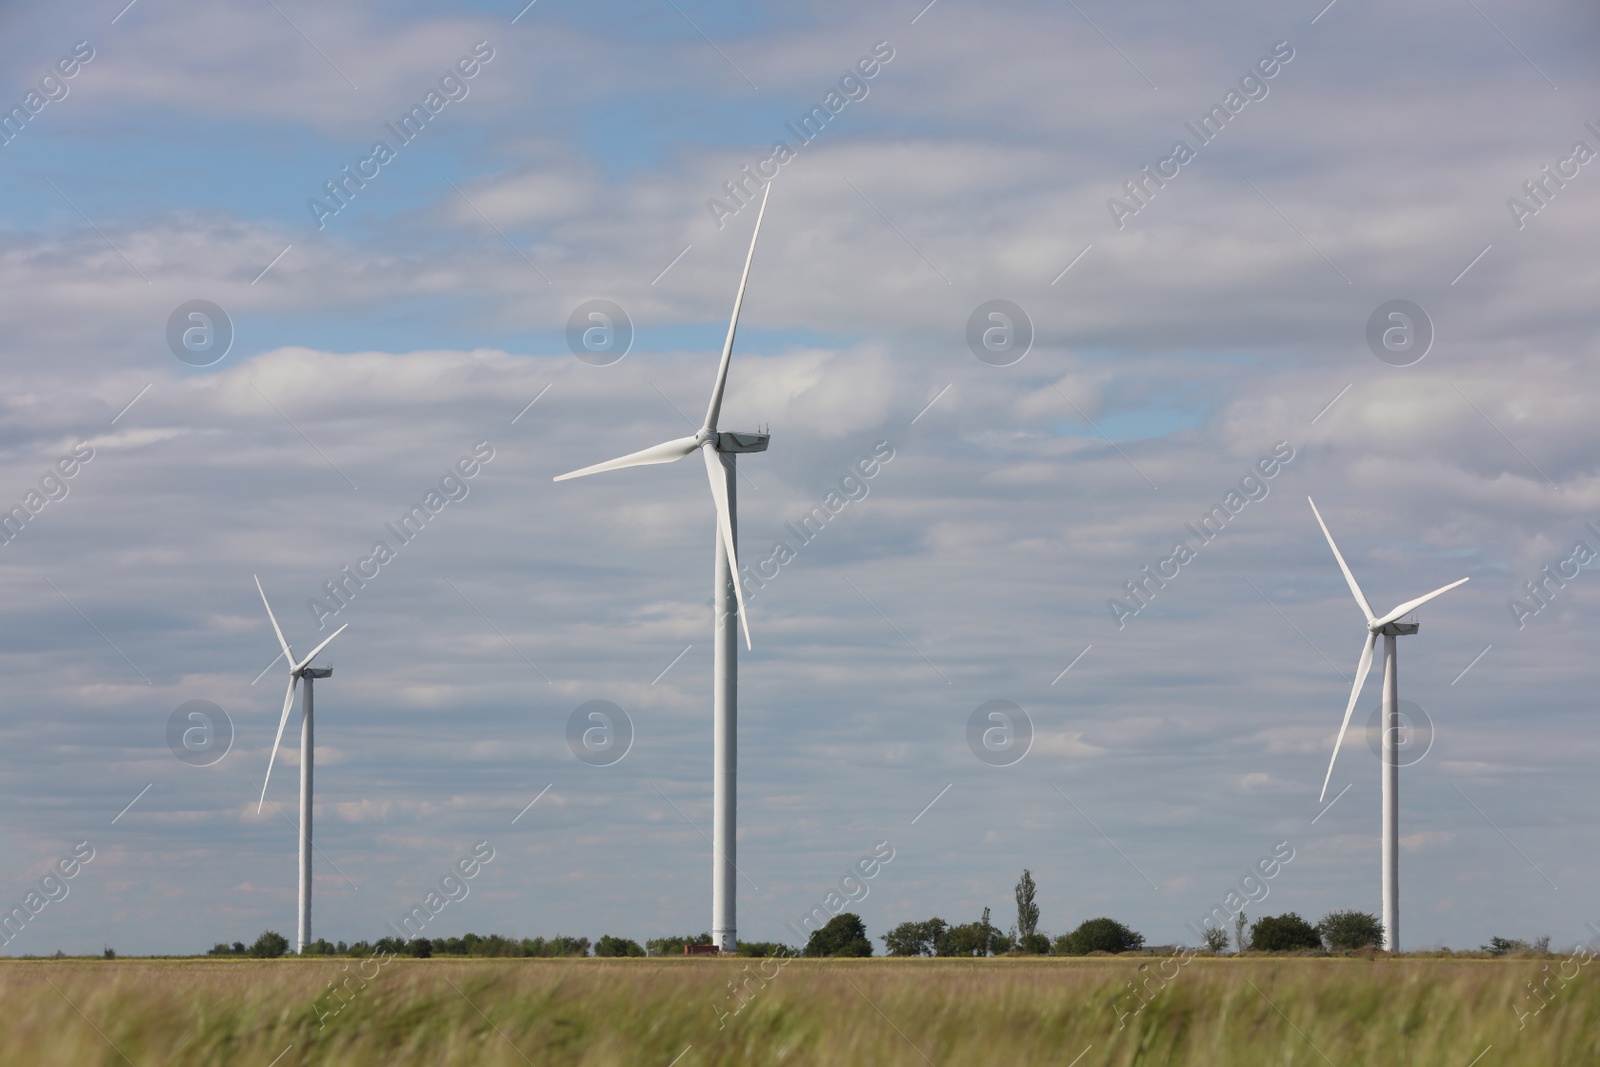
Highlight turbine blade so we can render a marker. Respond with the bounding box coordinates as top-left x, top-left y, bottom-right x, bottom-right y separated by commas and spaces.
553, 435, 700, 482
295, 622, 348, 672
1308, 497, 1375, 623
259, 675, 300, 813
702, 182, 772, 434
1372, 577, 1470, 629
1320, 632, 1376, 803
255, 574, 294, 664
702, 442, 751, 650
